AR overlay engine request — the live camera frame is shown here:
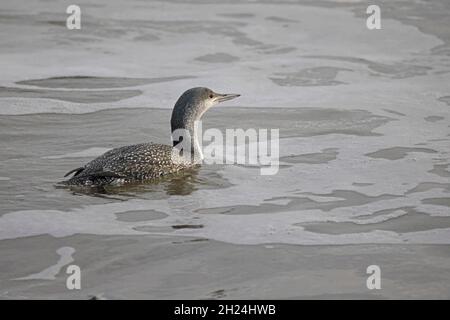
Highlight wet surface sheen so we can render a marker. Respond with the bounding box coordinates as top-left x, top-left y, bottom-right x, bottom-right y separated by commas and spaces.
0, 0, 449, 299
